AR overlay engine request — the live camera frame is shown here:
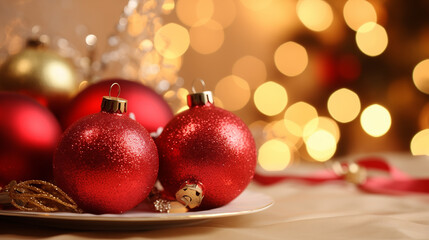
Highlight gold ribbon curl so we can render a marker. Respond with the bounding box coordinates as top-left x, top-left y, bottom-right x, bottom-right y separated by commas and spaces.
0, 180, 81, 213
